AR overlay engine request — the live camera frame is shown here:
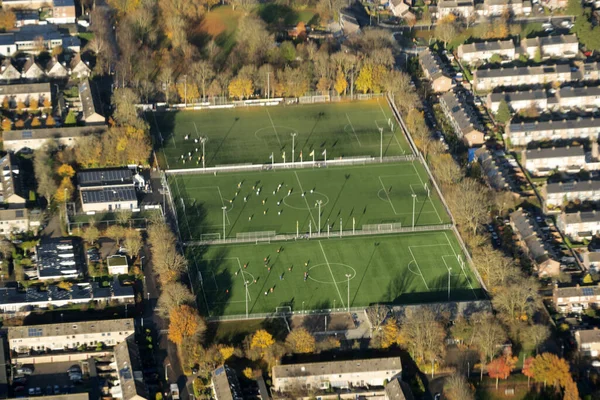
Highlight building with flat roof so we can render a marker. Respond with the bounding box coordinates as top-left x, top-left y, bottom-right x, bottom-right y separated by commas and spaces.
211, 365, 243, 400
557, 211, 600, 241
49, 0, 76, 24
0, 279, 134, 313
481, 0, 526, 16
439, 90, 485, 147
457, 40, 516, 65
35, 237, 82, 280
77, 168, 134, 188
272, 357, 402, 394
78, 168, 139, 213
8, 318, 134, 354
107, 255, 128, 275
473, 64, 571, 92
522, 146, 587, 176
113, 336, 148, 400
1, 0, 50, 9
437, 0, 475, 18
505, 116, 600, 147
418, 48, 453, 93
